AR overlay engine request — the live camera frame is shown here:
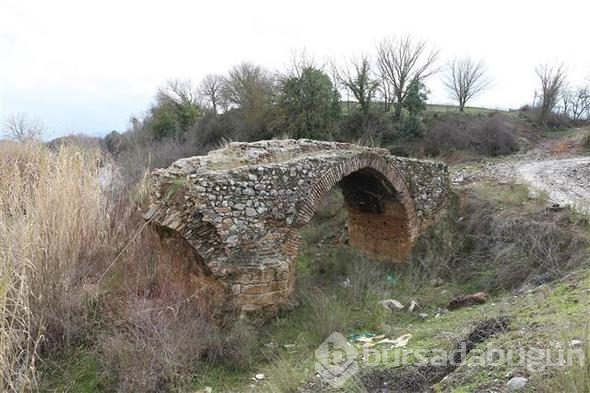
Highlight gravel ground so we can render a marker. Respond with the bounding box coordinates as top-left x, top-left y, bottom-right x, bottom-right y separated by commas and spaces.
452, 154, 590, 210
517, 156, 590, 208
